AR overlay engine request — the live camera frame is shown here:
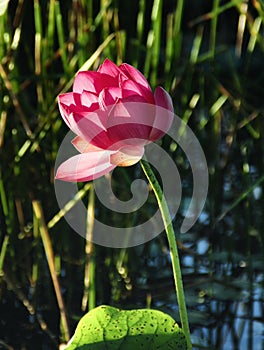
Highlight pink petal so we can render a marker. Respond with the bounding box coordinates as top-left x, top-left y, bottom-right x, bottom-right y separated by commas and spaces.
58, 92, 75, 107
73, 92, 81, 106
69, 107, 120, 150
69, 110, 105, 132
106, 101, 156, 144
55, 151, 116, 182
58, 93, 77, 128
71, 136, 105, 153
58, 93, 114, 148
110, 145, 145, 166
121, 79, 155, 103
58, 105, 71, 129
59, 97, 115, 149
59, 93, 92, 112
97, 58, 121, 78
59, 109, 115, 150
119, 63, 152, 91
80, 90, 99, 108
74, 118, 114, 149
108, 100, 155, 123
154, 86, 174, 111
73, 71, 117, 94
73, 72, 99, 94
149, 87, 174, 141
58, 93, 97, 129
98, 87, 123, 110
